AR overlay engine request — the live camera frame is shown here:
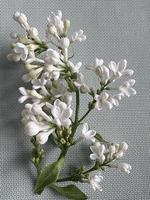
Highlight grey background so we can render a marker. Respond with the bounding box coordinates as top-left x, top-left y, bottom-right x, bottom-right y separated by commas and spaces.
0, 0, 149, 199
